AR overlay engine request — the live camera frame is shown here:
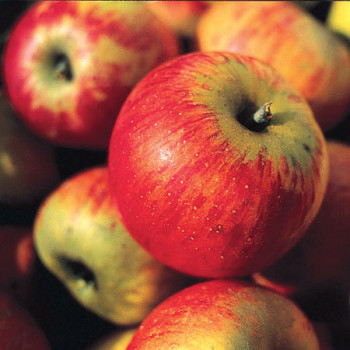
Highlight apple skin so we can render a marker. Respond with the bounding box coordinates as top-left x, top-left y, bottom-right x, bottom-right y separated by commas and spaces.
253, 140, 350, 295
327, 1, 350, 40
0, 226, 35, 301
0, 287, 50, 349
0, 91, 59, 205
146, 1, 210, 38
2, 1, 180, 149
196, 1, 350, 131
108, 51, 329, 279
34, 166, 188, 326
127, 279, 319, 350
